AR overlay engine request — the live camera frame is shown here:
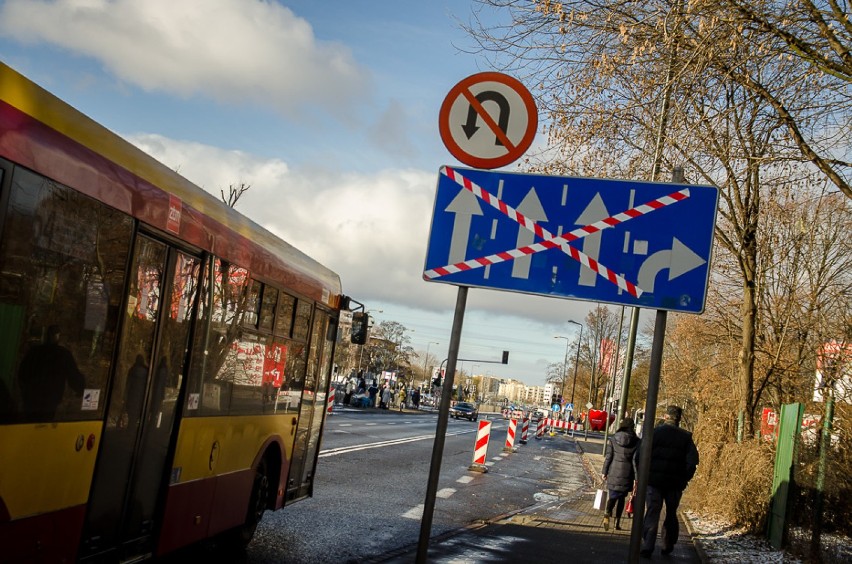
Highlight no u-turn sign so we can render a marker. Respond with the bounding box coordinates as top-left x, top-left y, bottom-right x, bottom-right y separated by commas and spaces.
439, 72, 538, 169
